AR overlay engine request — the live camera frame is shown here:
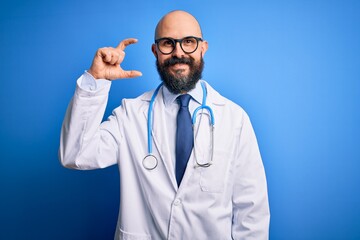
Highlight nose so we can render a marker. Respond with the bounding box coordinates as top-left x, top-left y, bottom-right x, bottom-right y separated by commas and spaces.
172, 41, 185, 57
